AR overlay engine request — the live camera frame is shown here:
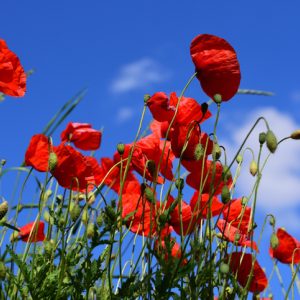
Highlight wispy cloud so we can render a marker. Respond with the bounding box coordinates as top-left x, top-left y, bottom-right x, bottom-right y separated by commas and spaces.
115, 107, 134, 124
221, 107, 300, 229
110, 58, 170, 94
